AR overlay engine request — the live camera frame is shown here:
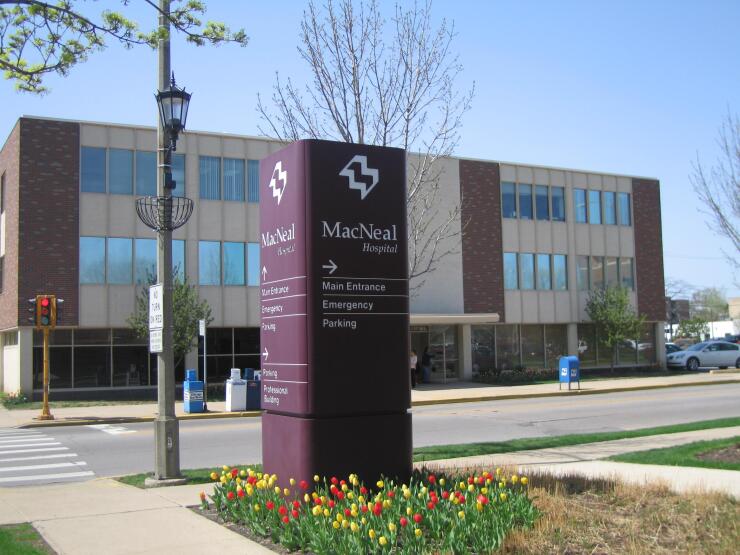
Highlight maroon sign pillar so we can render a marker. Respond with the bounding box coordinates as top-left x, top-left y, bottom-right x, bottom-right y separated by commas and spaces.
260, 140, 410, 486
